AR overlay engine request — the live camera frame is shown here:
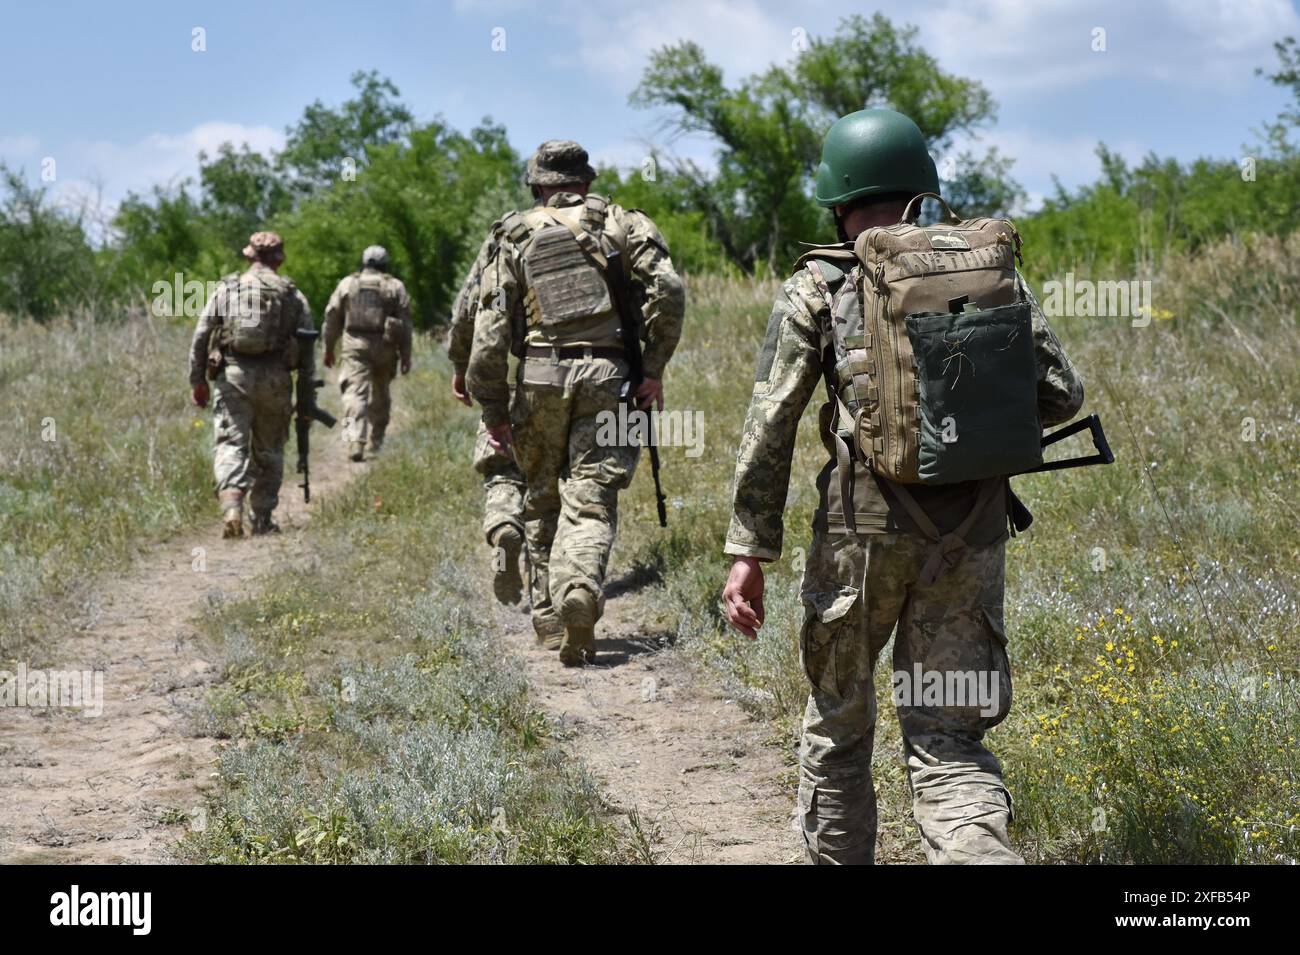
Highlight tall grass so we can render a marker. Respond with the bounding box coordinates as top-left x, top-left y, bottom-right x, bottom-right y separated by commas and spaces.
0, 313, 211, 659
